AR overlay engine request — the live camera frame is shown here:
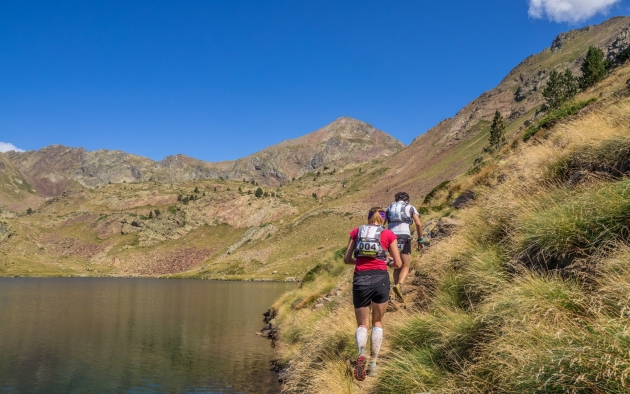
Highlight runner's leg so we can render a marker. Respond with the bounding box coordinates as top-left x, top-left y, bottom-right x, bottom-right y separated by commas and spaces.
354, 307, 370, 354
396, 253, 411, 285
